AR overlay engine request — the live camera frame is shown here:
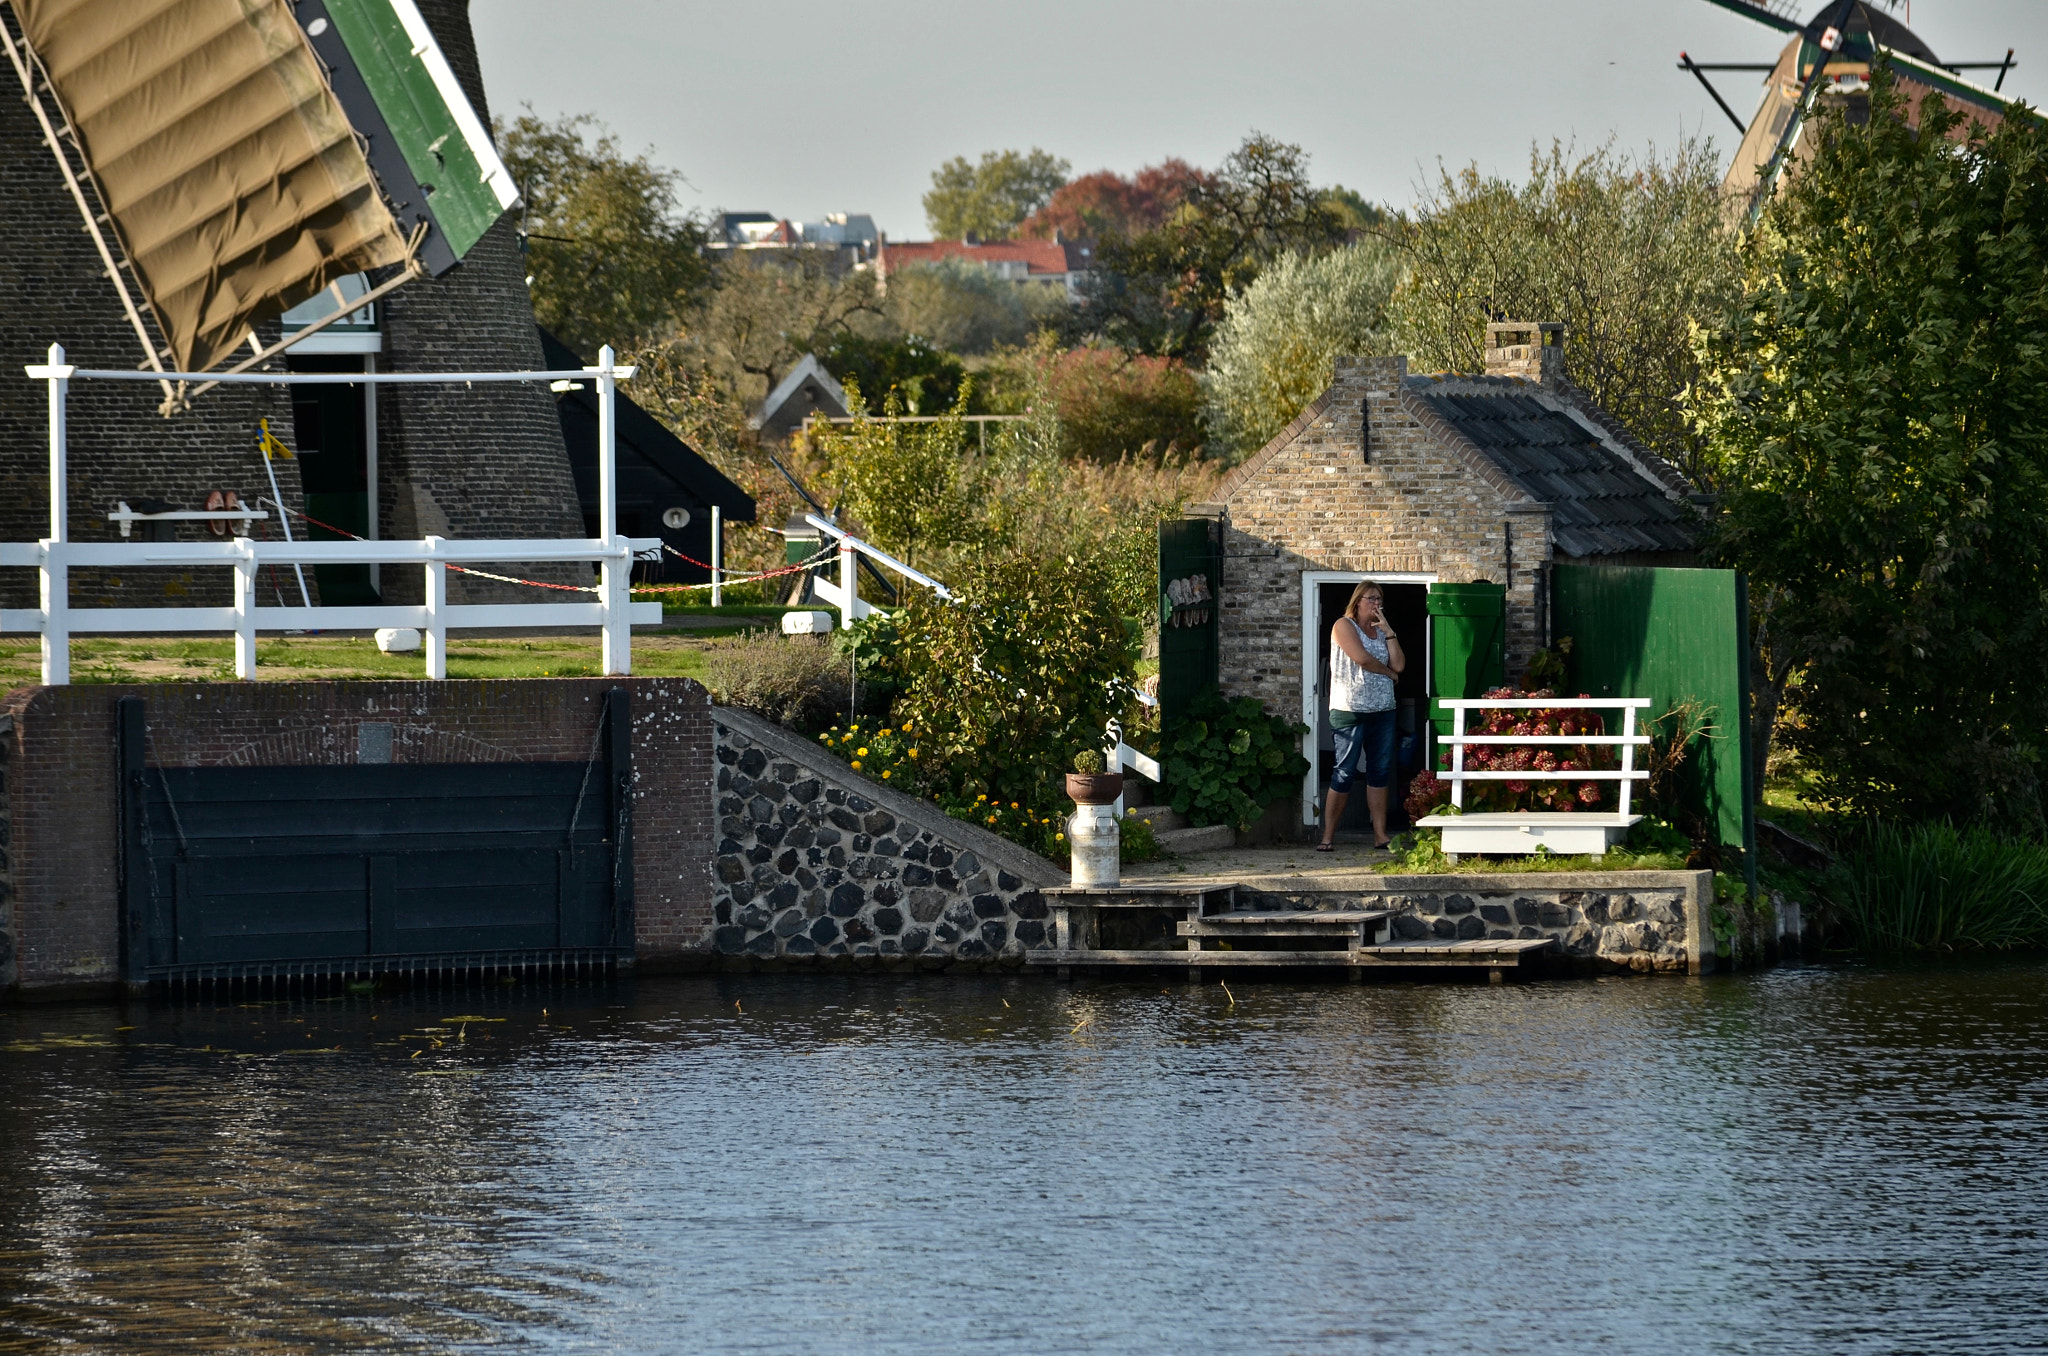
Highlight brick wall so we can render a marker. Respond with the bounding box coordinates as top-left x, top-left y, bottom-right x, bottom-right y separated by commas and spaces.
1210, 356, 1551, 724
0, 677, 715, 998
